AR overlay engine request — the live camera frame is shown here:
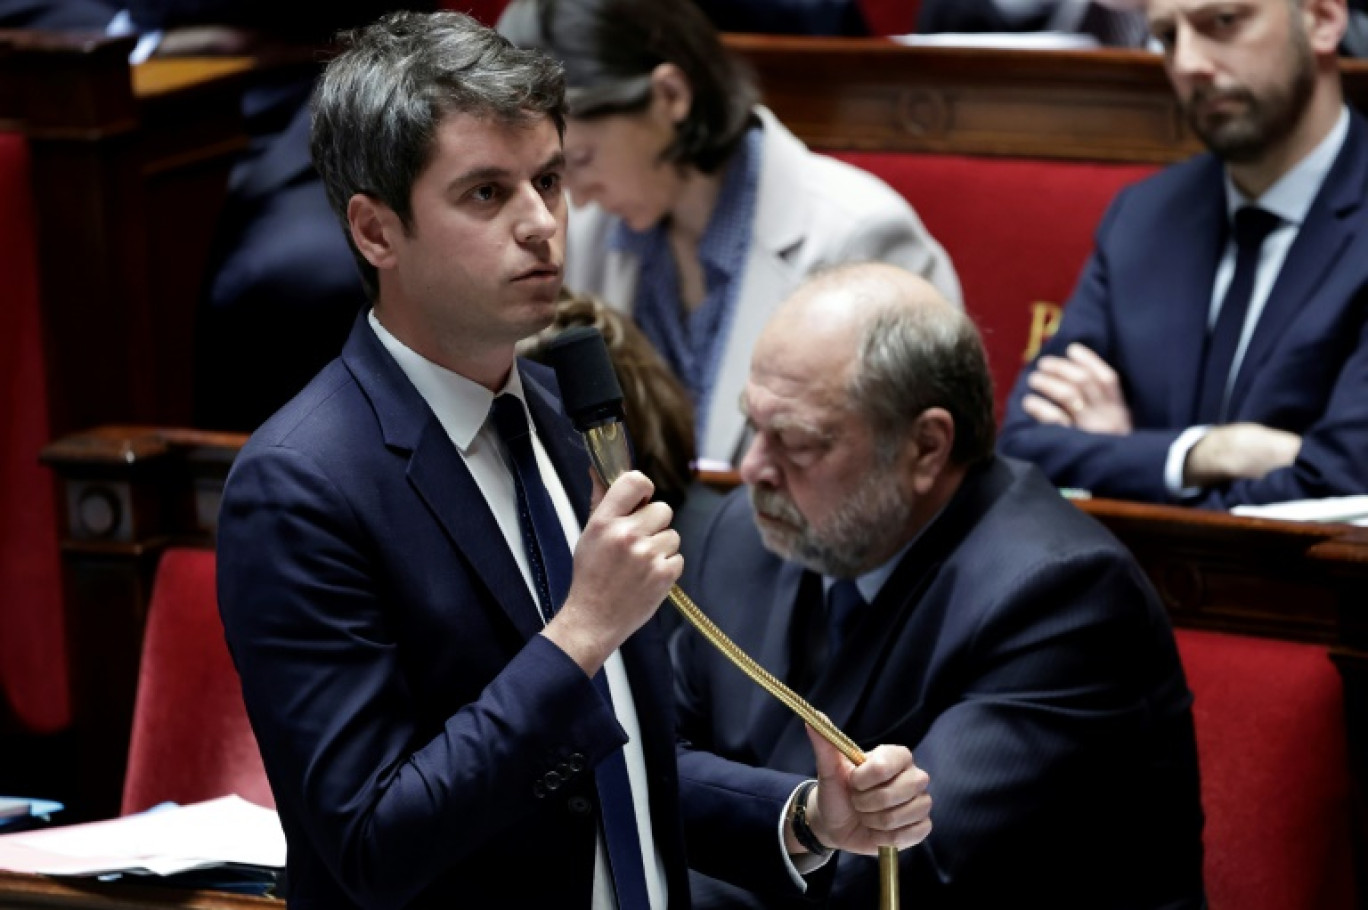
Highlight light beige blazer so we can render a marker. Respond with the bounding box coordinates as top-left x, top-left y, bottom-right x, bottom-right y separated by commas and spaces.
565, 106, 962, 466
